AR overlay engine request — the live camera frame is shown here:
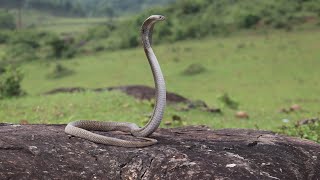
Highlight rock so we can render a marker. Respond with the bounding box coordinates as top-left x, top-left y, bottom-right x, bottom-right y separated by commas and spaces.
172, 115, 182, 121
279, 108, 290, 113
19, 119, 29, 125
297, 118, 319, 126
280, 104, 303, 114
0, 124, 319, 179
182, 63, 206, 76
235, 111, 249, 119
290, 104, 301, 111
187, 100, 208, 109
43, 87, 86, 95
184, 100, 222, 114
206, 107, 222, 113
